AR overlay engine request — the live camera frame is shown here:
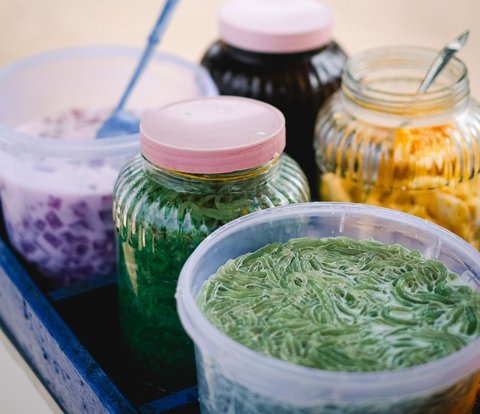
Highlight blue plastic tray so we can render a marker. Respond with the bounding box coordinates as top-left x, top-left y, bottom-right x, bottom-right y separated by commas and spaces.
0, 229, 199, 413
